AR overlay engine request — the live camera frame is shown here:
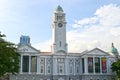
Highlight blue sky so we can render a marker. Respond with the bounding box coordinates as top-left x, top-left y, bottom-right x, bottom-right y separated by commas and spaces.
1, 0, 120, 52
